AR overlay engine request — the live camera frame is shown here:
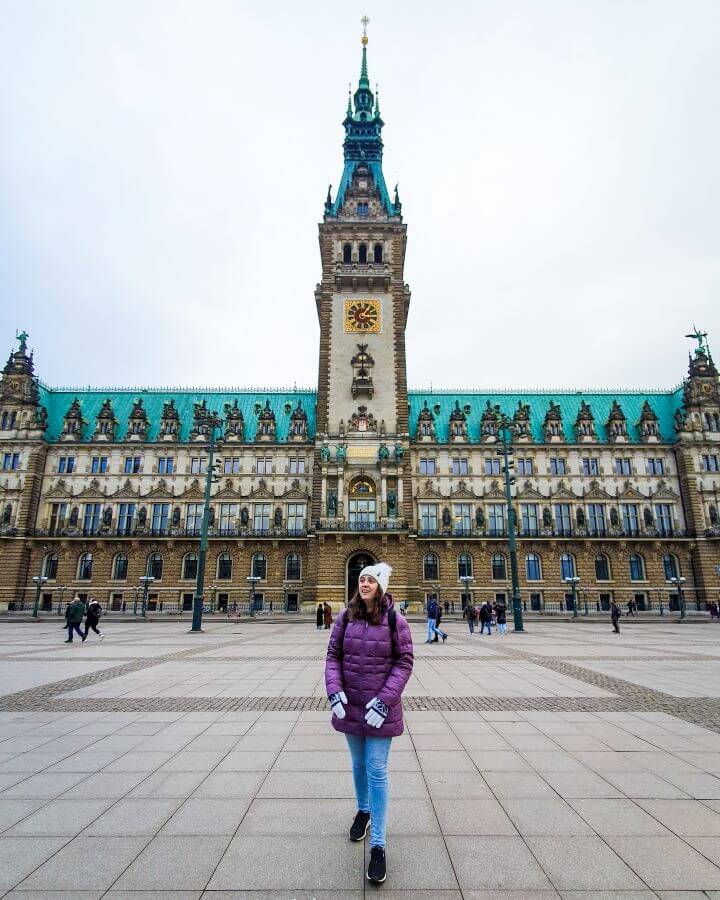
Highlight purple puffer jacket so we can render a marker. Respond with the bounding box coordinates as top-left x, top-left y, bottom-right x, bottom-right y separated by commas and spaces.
325, 594, 414, 737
